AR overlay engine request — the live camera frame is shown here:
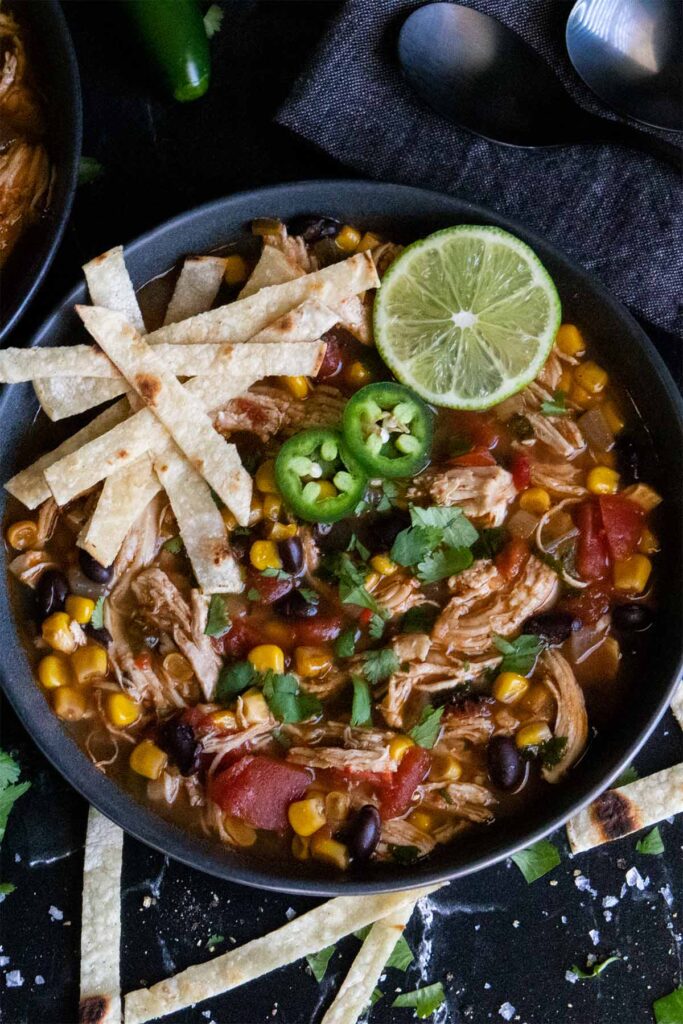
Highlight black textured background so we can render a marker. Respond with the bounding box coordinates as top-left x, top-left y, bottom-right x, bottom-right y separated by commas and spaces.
1, 4, 682, 1023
